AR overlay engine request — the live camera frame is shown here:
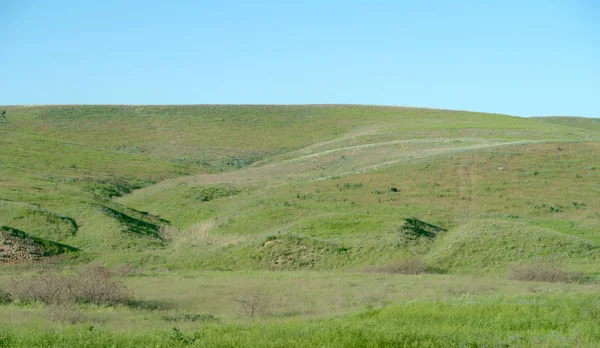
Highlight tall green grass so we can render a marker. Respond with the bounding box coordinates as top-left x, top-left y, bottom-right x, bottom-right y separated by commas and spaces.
2, 294, 598, 347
